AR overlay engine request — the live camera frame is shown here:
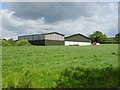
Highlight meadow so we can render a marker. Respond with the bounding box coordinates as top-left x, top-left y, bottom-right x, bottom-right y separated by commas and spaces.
2, 44, 119, 88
